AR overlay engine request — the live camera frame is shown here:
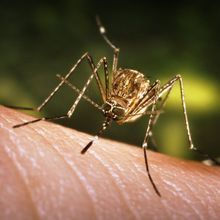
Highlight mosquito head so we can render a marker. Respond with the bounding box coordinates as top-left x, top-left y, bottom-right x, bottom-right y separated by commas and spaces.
102, 100, 125, 121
